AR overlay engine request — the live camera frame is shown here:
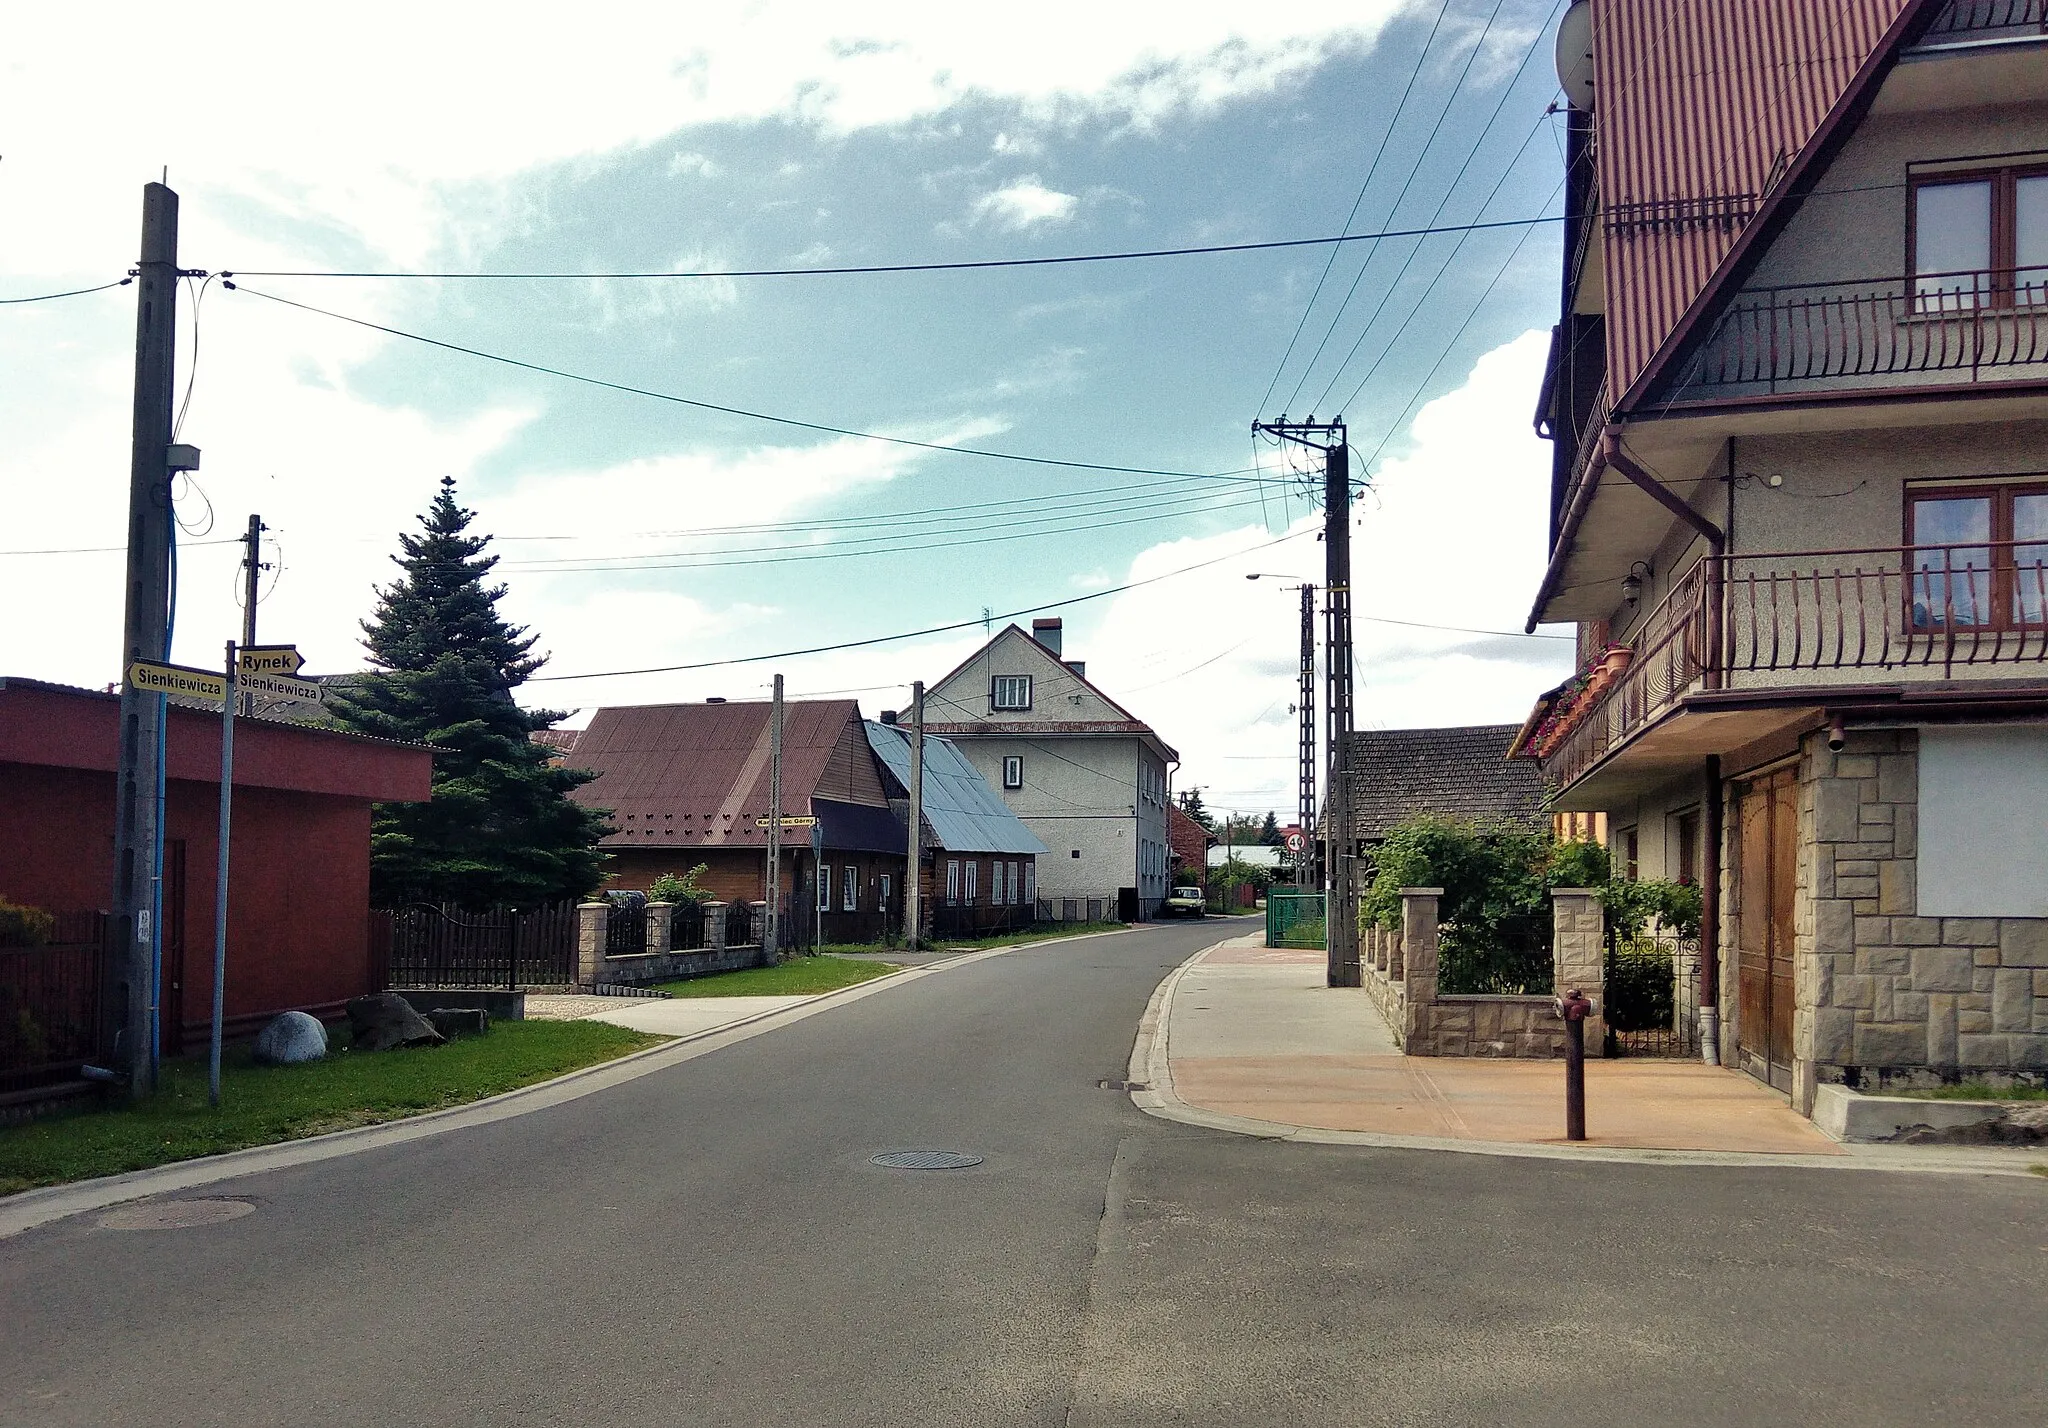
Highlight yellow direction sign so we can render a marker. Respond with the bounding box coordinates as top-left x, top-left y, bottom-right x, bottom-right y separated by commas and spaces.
755, 815, 819, 827
238, 644, 304, 677
128, 660, 227, 705
241, 672, 324, 703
